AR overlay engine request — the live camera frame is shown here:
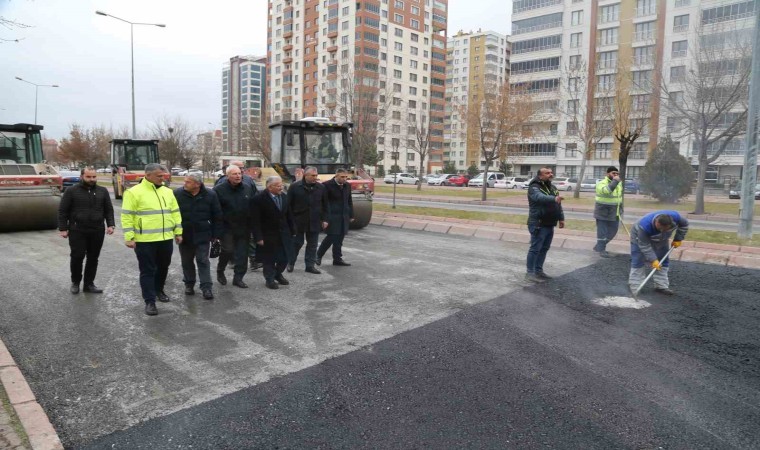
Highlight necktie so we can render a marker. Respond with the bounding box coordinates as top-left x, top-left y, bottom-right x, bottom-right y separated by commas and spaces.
274, 195, 281, 210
